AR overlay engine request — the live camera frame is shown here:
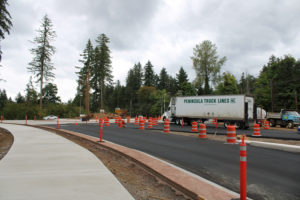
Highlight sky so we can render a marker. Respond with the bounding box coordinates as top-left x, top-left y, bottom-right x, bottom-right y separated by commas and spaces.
1, 0, 300, 102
